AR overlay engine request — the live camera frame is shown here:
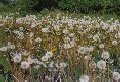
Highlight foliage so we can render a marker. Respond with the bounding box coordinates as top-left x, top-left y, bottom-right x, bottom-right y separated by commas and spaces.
2, 0, 120, 15
14, 0, 59, 13
59, 0, 120, 14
